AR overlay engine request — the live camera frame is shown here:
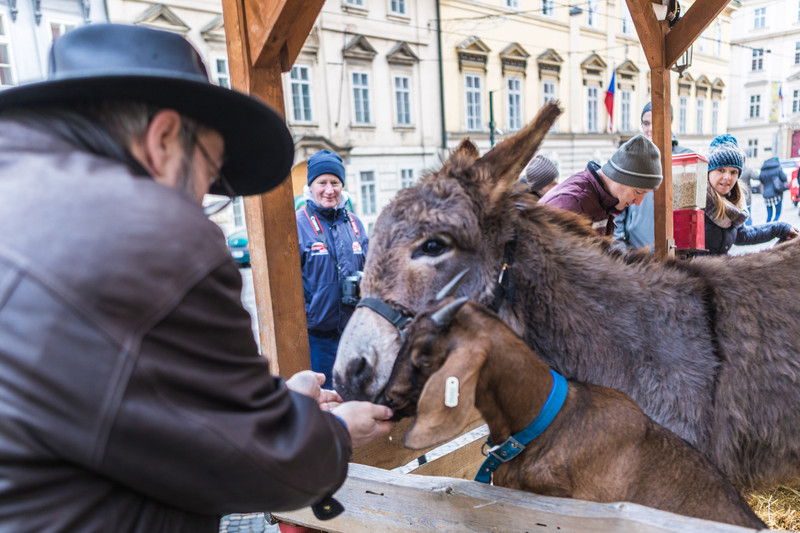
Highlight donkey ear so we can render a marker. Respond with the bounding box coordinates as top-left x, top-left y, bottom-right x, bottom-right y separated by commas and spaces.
476, 101, 562, 189
404, 344, 486, 449
449, 138, 480, 163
